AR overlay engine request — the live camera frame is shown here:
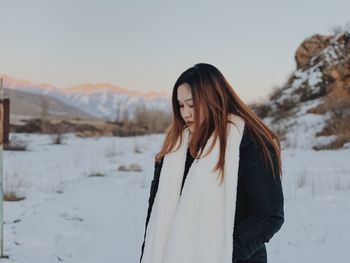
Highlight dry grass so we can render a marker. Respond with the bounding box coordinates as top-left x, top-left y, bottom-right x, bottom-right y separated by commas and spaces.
4, 138, 27, 151
314, 109, 350, 150
118, 163, 143, 172
4, 191, 25, 202
134, 140, 143, 154
3, 170, 29, 202
105, 141, 118, 158
314, 130, 350, 150
118, 165, 128, 172
316, 117, 350, 137
11, 110, 171, 137
249, 102, 272, 119
51, 134, 65, 145
314, 95, 350, 150
88, 172, 106, 177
